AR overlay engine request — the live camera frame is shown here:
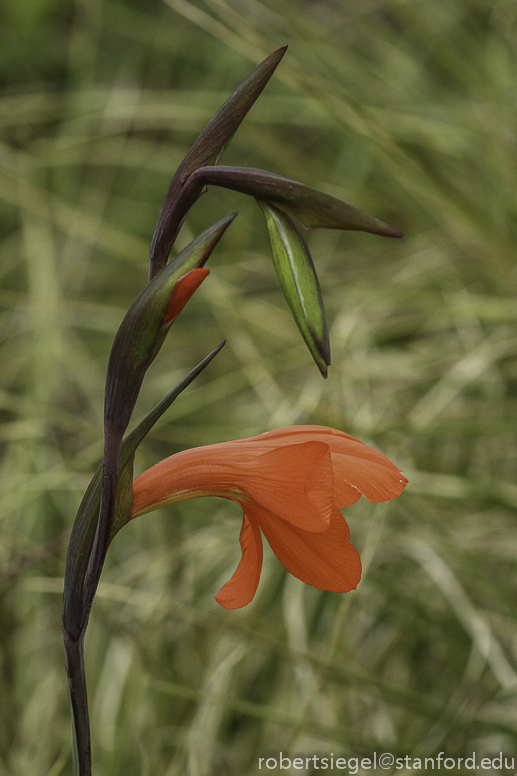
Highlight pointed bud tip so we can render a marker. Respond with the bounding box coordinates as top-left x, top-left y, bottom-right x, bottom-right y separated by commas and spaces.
264, 45, 288, 66
219, 211, 239, 232
321, 350, 331, 378
312, 330, 331, 361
